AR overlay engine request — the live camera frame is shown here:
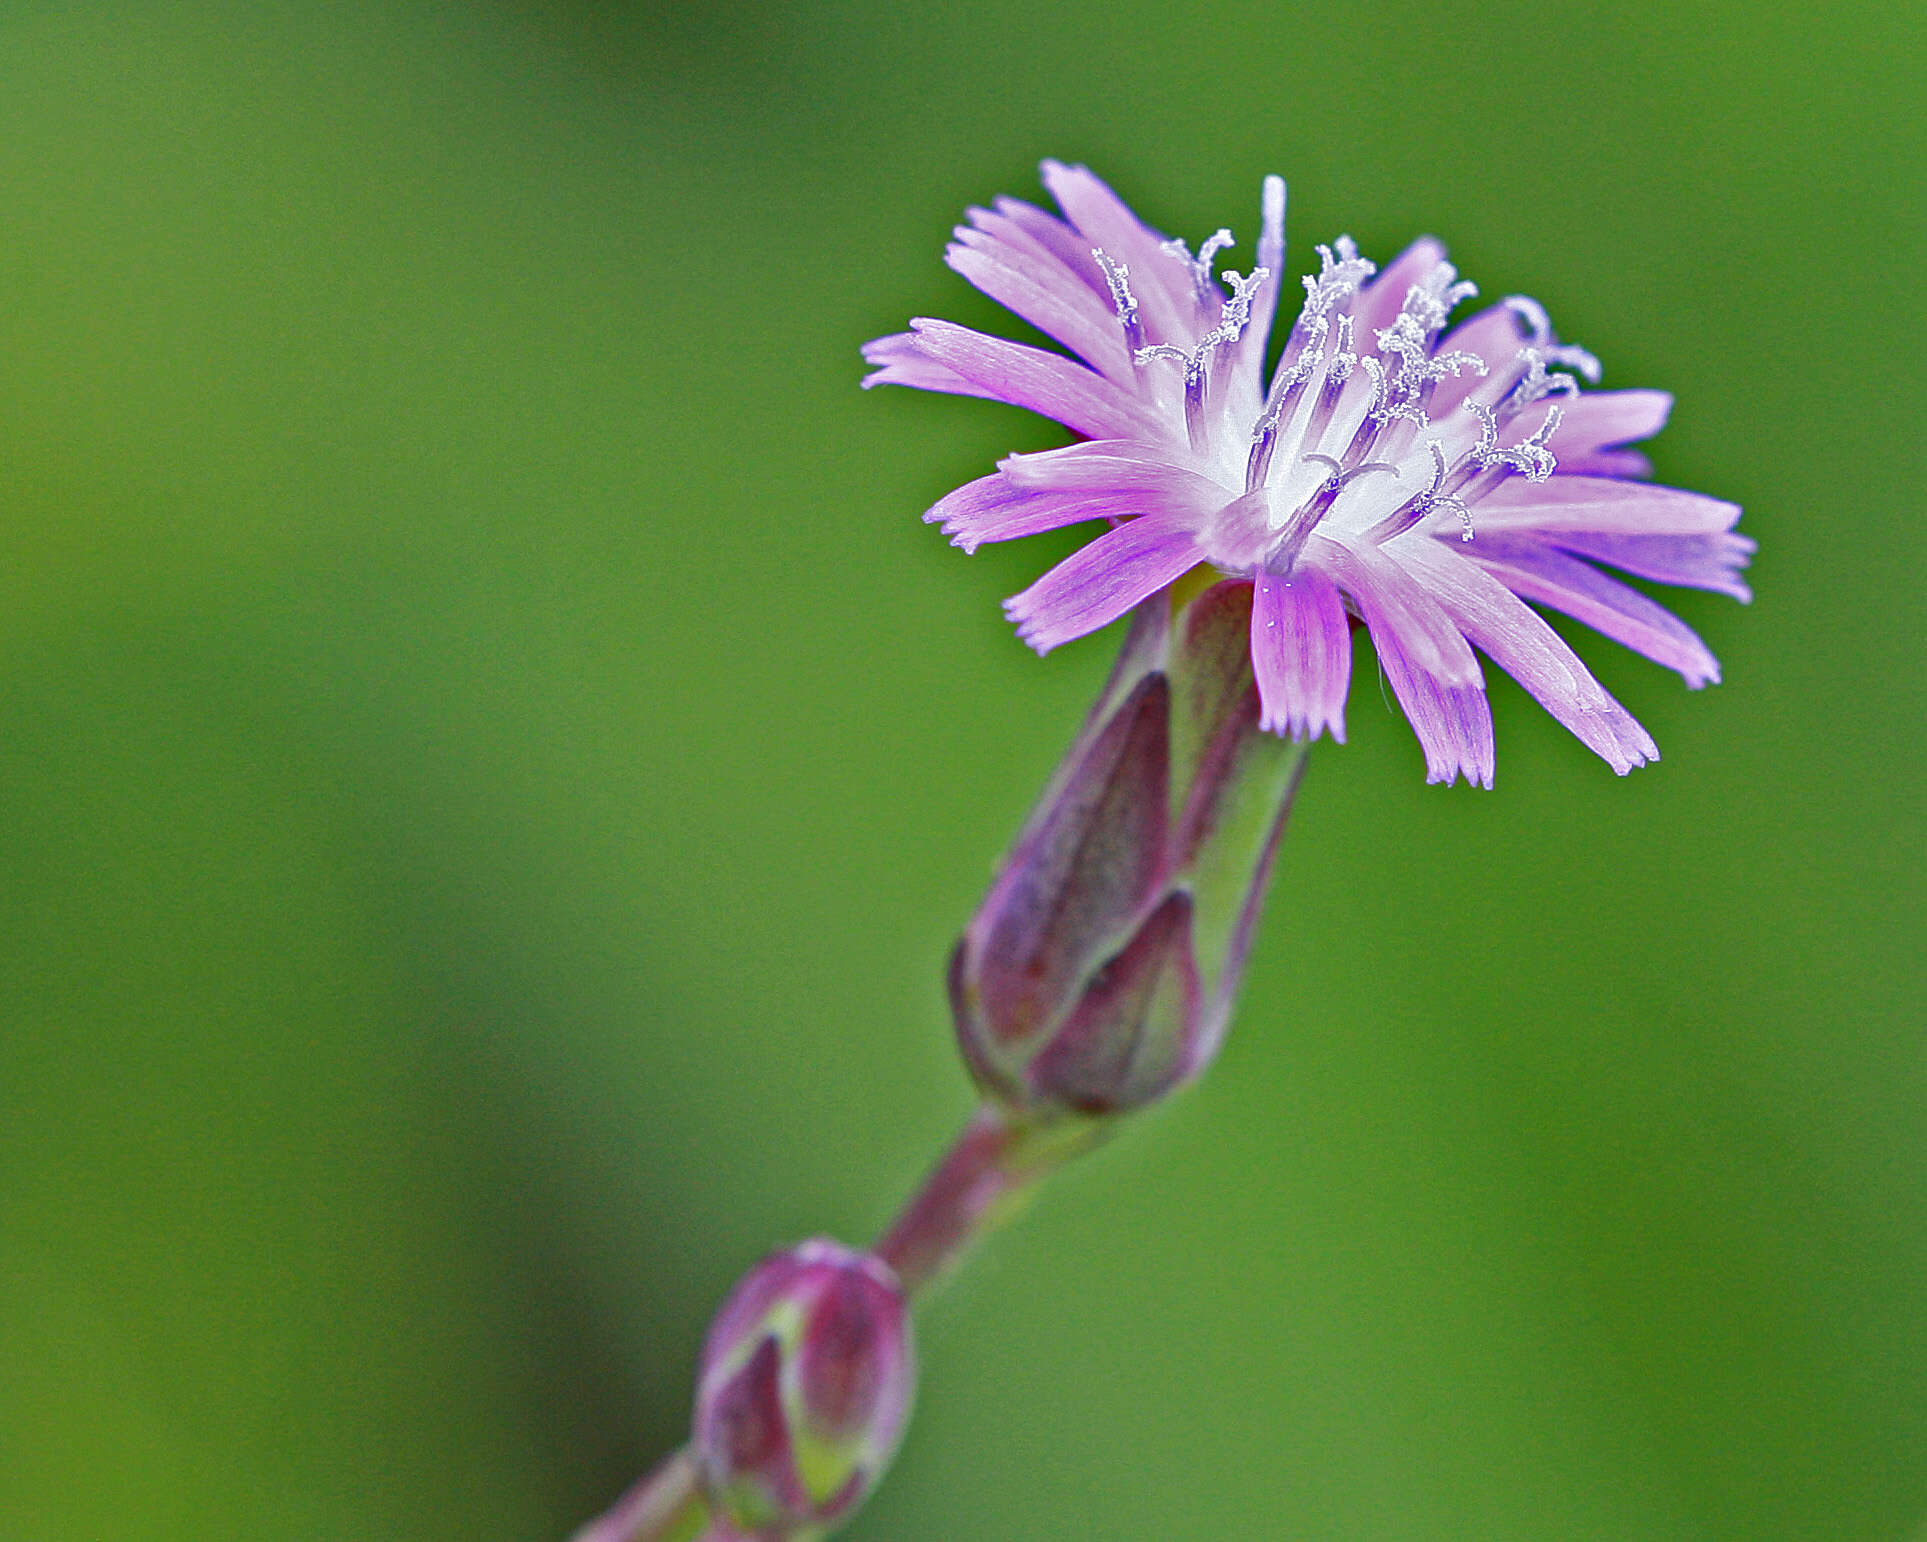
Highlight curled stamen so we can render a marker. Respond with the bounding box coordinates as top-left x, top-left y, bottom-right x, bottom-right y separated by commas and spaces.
1136, 267, 1271, 450
1283, 239, 1374, 374
1360, 355, 1390, 415
1313, 457, 1401, 492
1255, 236, 1376, 445
1503, 296, 1602, 382
1469, 399, 1563, 482
1133, 268, 1269, 373
1213, 267, 1267, 347
1302, 238, 1376, 319
1363, 440, 1473, 543
1468, 400, 1501, 459
1327, 315, 1358, 385
1092, 248, 1144, 353
1136, 343, 1193, 368
1373, 317, 1426, 379
1162, 227, 1236, 303
1361, 354, 1431, 431
1507, 348, 1585, 412
1424, 349, 1488, 383
1368, 265, 1489, 426
1399, 263, 1479, 338
1547, 341, 1602, 384
1504, 295, 1553, 346
1374, 322, 1490, 397
1419, 441, 1475, 540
